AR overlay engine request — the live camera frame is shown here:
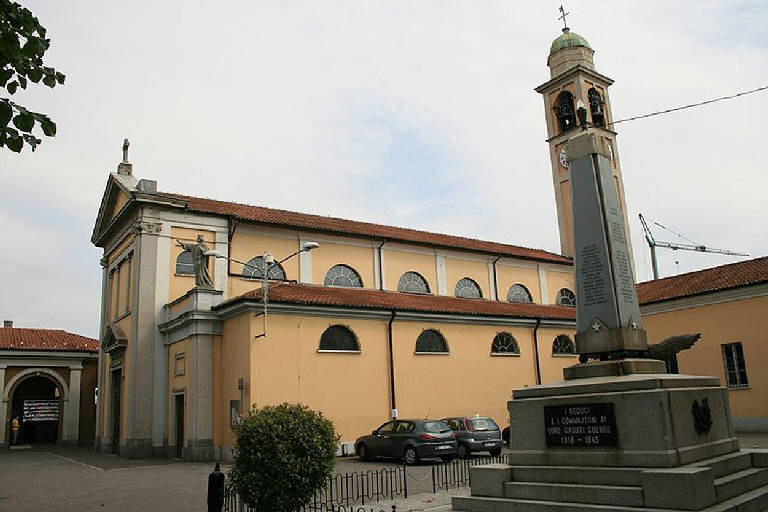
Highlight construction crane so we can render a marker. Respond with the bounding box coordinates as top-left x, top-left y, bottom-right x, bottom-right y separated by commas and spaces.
638, 214, 749, 280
